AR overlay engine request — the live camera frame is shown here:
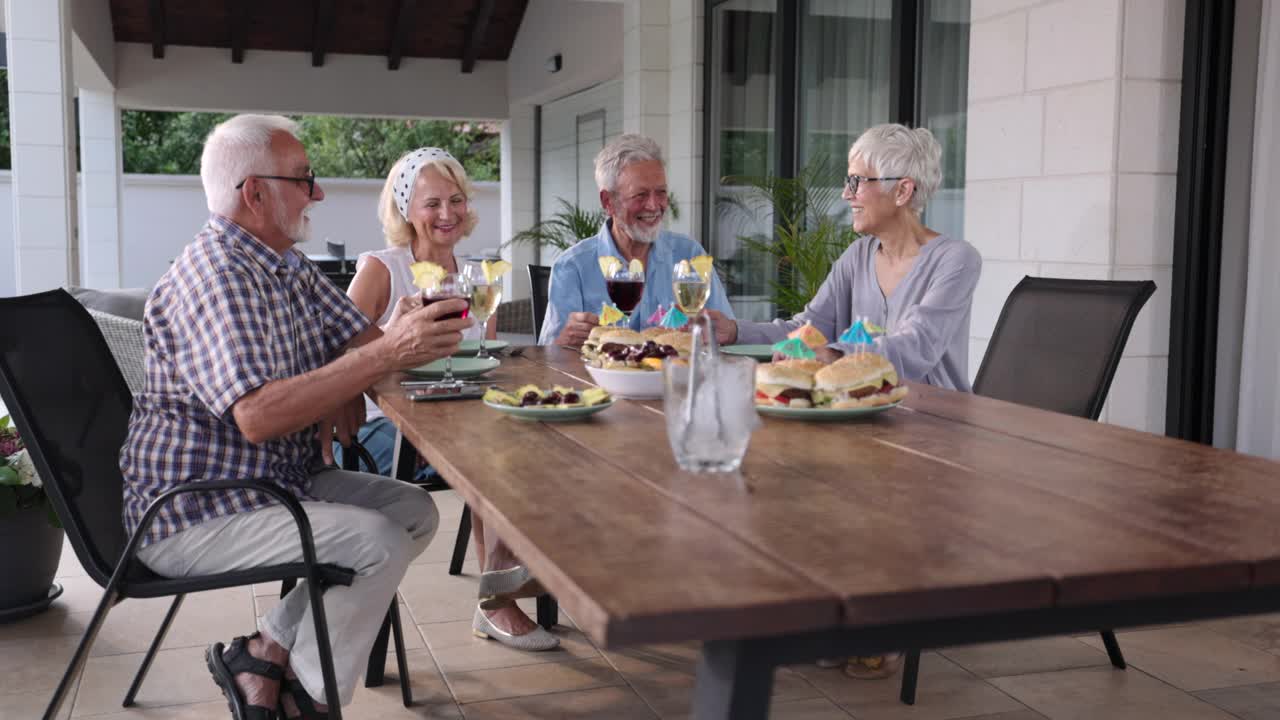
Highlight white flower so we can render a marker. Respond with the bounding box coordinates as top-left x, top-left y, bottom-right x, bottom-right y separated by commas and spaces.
6, 450, 40, 488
